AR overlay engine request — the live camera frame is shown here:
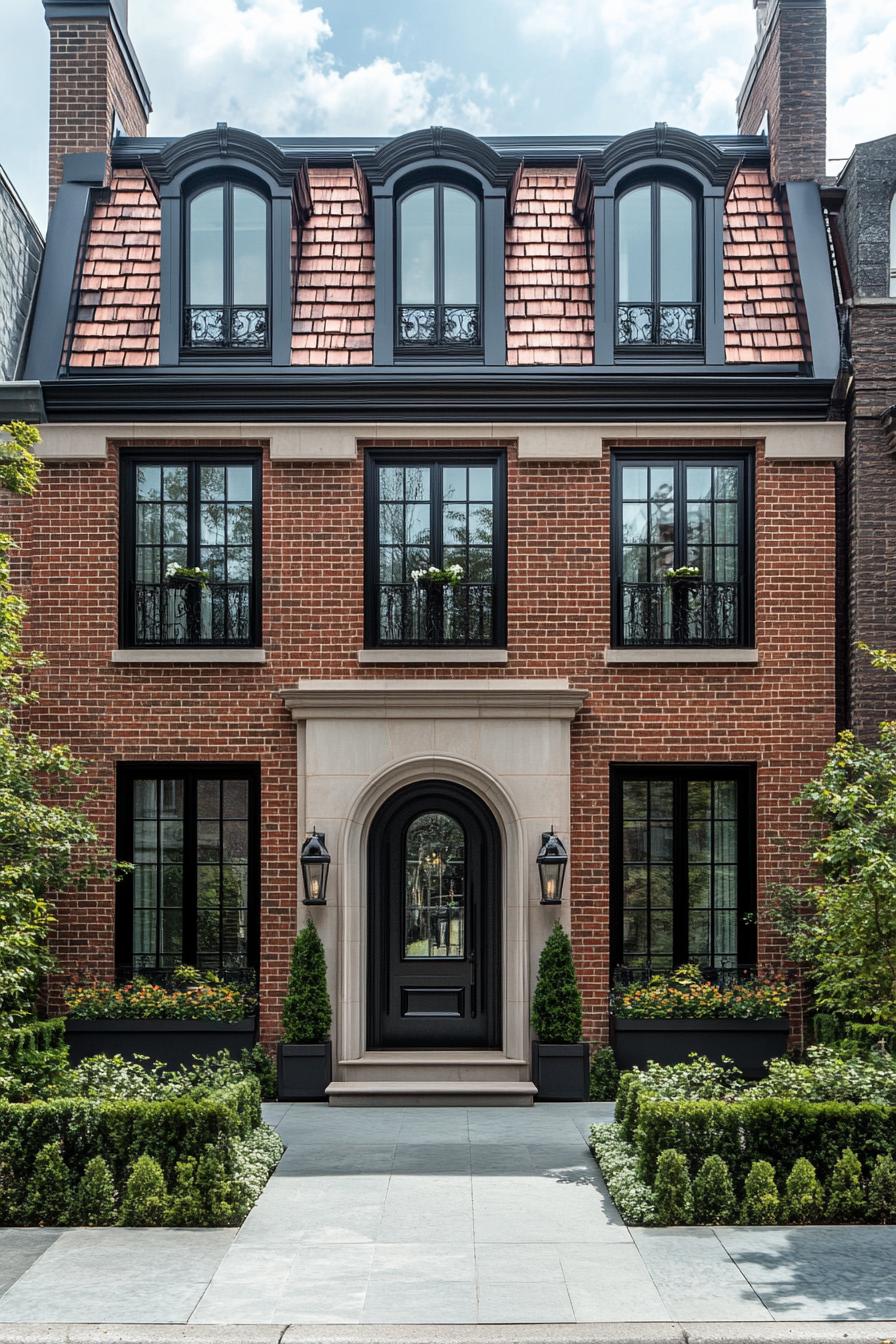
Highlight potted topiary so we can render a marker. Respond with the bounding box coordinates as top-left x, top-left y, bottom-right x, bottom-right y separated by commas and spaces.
277, 917, 333, 1101
531, 922, 589, 1101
